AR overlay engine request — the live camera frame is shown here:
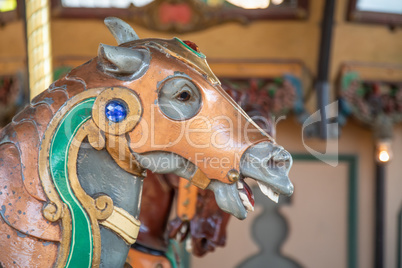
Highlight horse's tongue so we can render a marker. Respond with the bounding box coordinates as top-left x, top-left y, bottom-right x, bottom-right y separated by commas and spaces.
242, 180, 255, 207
